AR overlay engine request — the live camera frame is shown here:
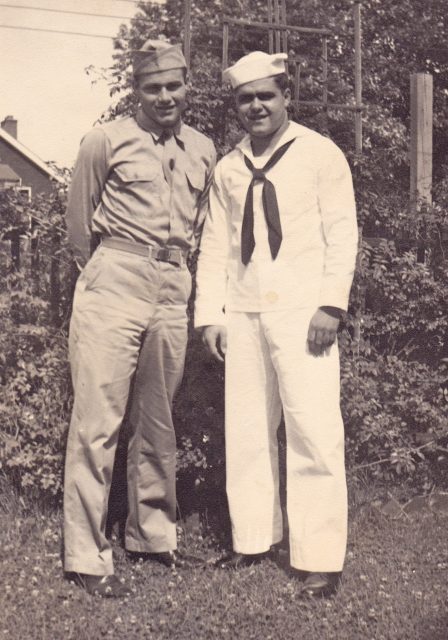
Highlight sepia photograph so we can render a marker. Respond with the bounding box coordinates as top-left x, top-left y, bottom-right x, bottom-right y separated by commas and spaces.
0, 1, 447, 638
